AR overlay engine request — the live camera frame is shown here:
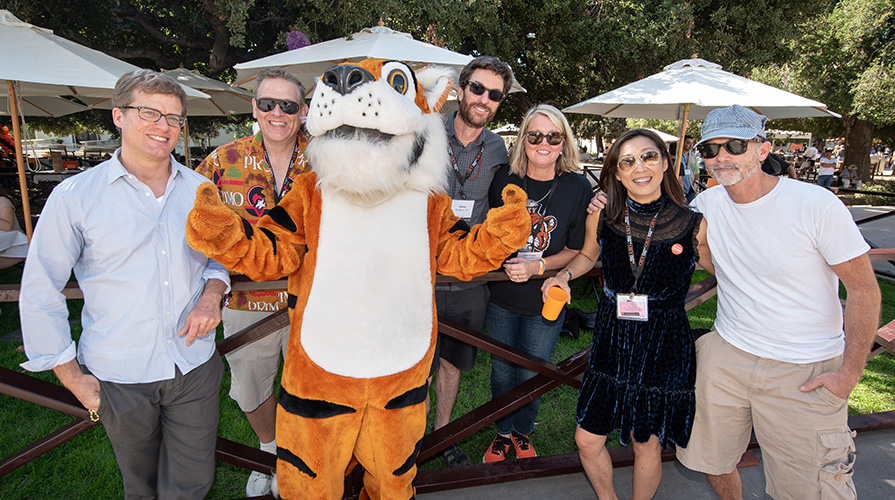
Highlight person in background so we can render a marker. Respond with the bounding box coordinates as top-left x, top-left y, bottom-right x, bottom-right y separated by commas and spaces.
482, 104, 591, 462
817, 148, 838, 188
670, 136, 697, 202
543, 128, 711, 499
0, 185, 27, 269
761, 150, 798, 179
195, 66, 309, 496
19, 69, 229, 499
839, 164, 862, 189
